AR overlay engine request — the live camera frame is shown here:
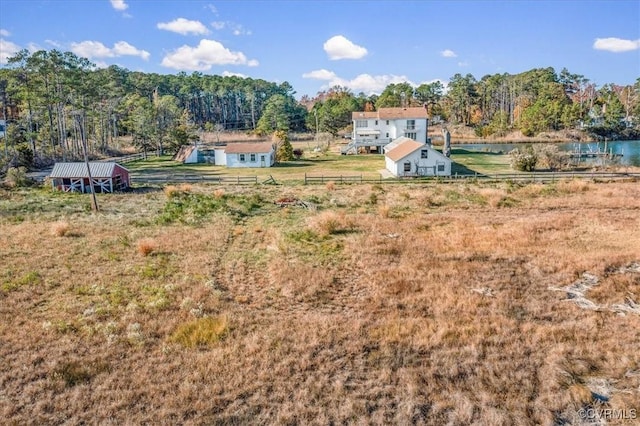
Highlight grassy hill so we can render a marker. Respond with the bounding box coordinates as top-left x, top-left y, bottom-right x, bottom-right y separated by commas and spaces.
1, 180, 639, 424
